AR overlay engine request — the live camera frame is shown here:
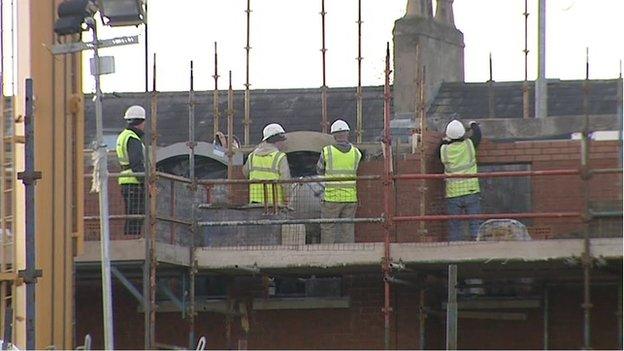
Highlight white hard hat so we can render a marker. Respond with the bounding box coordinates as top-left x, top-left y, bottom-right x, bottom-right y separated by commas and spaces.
330, 119, 350, 133
445, 119, 465, 139
262, 123, 286, 141
124, 105, 146, 120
